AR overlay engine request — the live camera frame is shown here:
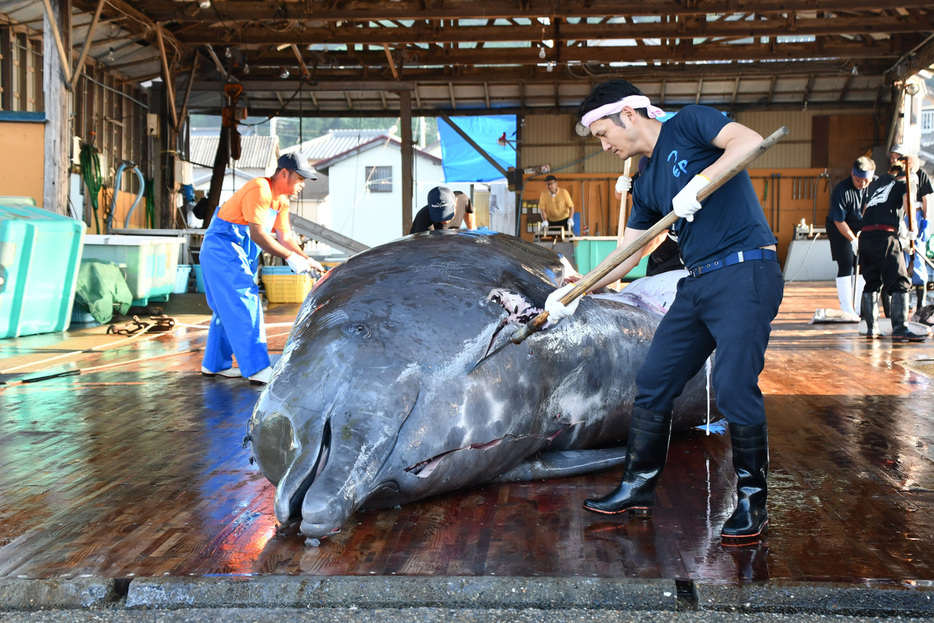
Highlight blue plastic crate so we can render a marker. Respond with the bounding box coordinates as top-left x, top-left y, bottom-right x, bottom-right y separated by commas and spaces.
175, 264, 192, 294
1, 204, 86, 338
